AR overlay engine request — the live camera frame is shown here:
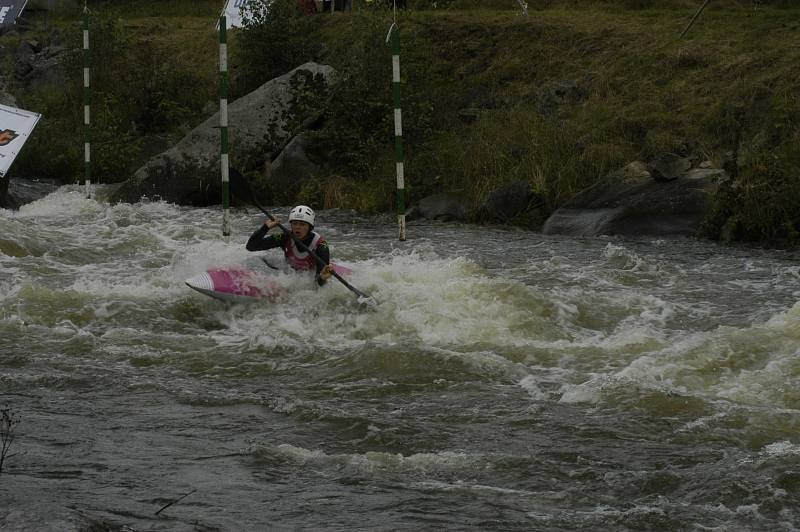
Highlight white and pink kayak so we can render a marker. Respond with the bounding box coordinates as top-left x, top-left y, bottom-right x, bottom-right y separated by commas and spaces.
185, 262, 353, 304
